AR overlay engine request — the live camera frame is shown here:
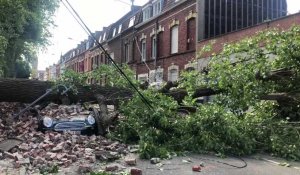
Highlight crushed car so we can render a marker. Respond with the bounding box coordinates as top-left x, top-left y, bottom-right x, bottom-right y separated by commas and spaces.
38, 107, 101, 135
